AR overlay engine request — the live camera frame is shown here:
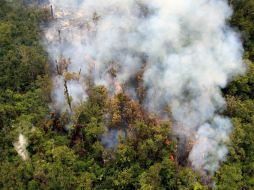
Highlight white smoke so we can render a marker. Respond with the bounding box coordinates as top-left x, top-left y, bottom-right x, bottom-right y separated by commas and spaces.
13, 134, 29, 161
44, 0, 245, 174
